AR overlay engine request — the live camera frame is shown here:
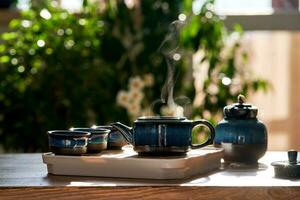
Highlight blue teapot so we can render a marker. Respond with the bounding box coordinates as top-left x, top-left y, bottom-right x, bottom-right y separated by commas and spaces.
111, 116, 215, 154
215, 95, 268, 164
